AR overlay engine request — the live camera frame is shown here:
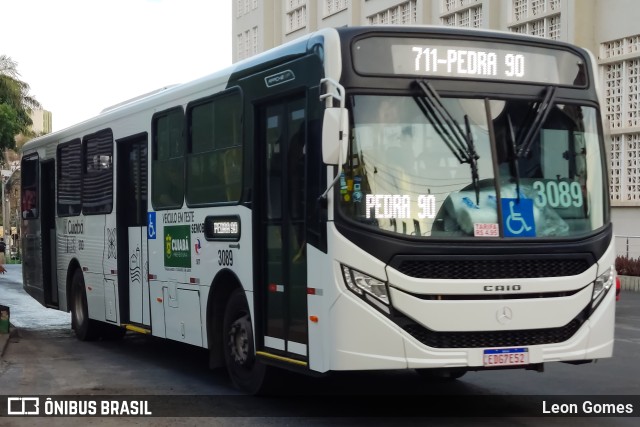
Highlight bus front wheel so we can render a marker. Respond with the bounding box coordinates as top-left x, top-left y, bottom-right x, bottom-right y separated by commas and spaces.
71, 269, 99, 341
222, 288, 270, 394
